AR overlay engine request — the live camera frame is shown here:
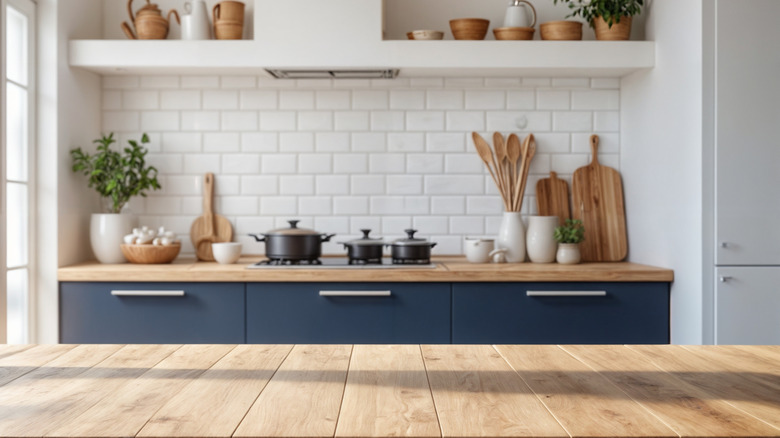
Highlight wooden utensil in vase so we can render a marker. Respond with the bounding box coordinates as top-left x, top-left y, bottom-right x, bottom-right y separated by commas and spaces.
536, 171, 571, 226
190, 173, 233, 261
571, 135, 627, 262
